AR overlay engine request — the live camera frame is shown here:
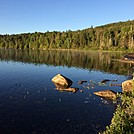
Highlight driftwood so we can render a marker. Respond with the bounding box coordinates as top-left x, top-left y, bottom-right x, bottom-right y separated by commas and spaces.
117, 59, 134, 64
115, 53, 134, 64
114, 53, 134, 64
124, 53, 134, 60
